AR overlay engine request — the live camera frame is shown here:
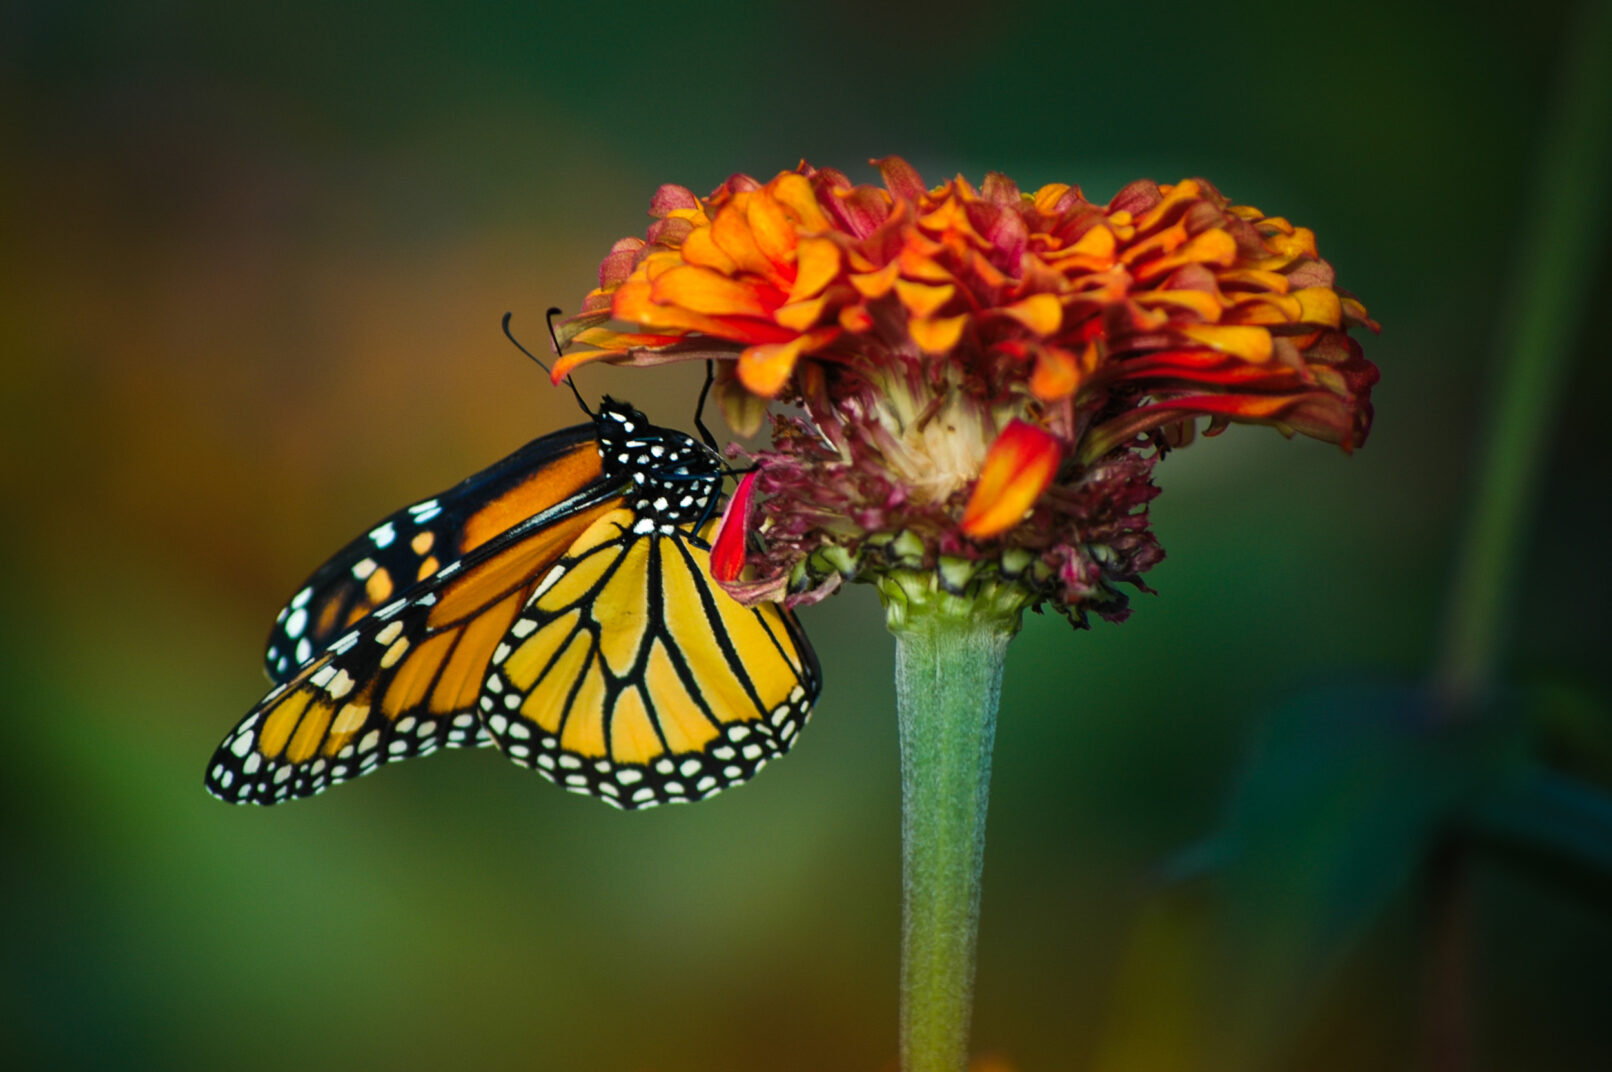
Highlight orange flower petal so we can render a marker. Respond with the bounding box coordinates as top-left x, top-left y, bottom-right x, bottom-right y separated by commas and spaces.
775, 292, 833, 331
738, 342, 800, 397
1028, 342, 1095, 401
768, 172, 833, 232
711, 197, 777, 279
961, 420, 1063, 538
1292, 286, 1343, 327
1132, 178, 1203, 233
1134, 289, 1226, 321
567, 327, 688, 352
1031, 182, 1073, 214
850, 260, 902, 299
788, 237, 842, 303
1218, 267, 1291, 293
651, 265, 772, 318
895, 279, 956, 319
1131, 228, 1238, 282
1176, 323, 1273, 362
615, 280, 779, 340
681, 225, 739, 274
1225, 293, 1304, 325
897, 239, 956, 283
1028, 347, 1077, 401
746, 191, 798, 269
999, 293, 1063, 336
735, 328, 836, 397
909, 313, 968, 355
838, 304, 874, 332
550, 345, 624, 380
